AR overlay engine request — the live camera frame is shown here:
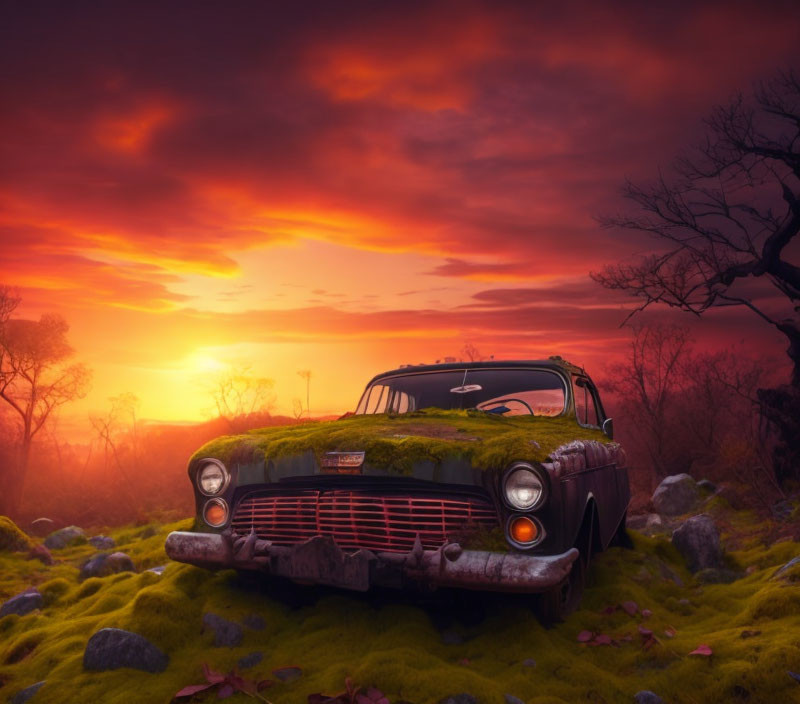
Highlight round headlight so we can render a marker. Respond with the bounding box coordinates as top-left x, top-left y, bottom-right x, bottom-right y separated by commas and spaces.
198, 460, 228, 495
503, 465, 545, 510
